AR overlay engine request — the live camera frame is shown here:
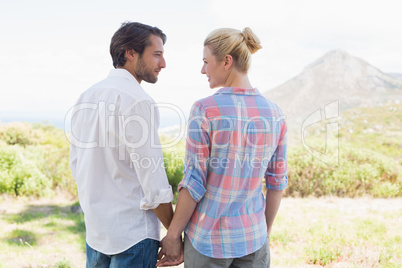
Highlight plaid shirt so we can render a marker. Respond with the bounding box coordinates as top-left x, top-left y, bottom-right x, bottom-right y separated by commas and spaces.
178, 87, 288, 258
